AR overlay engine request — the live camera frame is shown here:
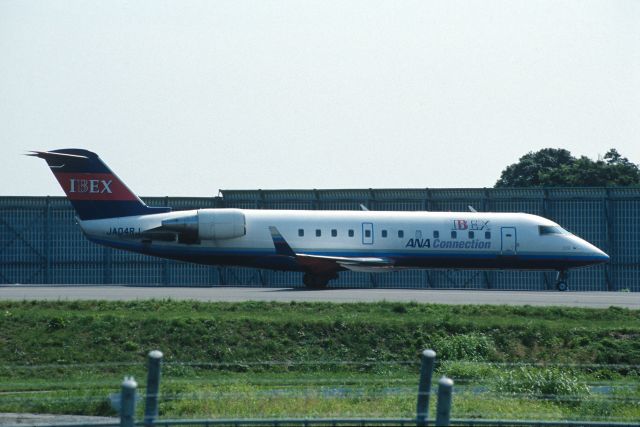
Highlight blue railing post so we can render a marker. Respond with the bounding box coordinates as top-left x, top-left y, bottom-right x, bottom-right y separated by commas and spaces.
120, 376, 138, 427
144, 350, 163, 427
416, 349, 436, 426
435, 376, 454, 427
